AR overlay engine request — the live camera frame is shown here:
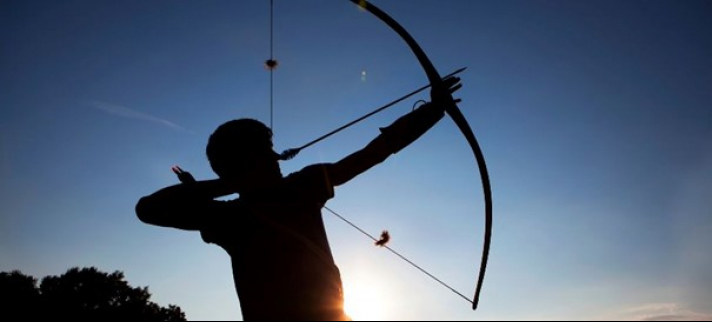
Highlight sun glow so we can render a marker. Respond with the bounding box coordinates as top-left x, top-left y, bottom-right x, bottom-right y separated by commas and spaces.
343, 275, 391, 321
